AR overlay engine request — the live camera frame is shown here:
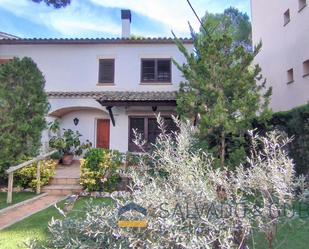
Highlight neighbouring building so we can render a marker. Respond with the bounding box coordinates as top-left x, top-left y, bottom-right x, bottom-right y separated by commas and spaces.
251, 0, 309, 111
0, 10, 193, 153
